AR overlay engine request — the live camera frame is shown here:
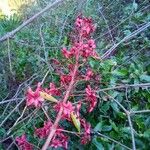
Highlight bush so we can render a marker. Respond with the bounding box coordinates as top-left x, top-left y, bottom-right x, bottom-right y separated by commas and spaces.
0, 0, 150, 149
